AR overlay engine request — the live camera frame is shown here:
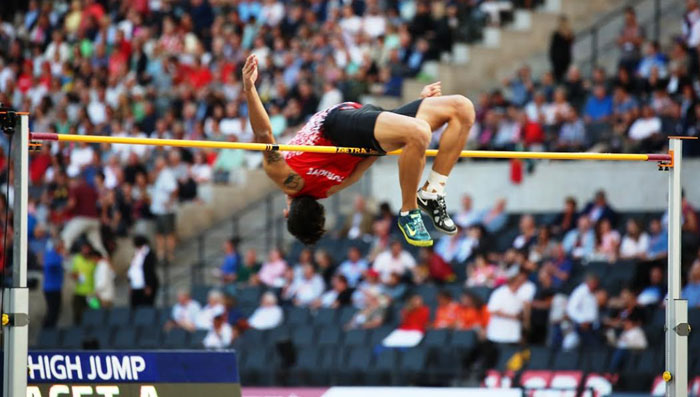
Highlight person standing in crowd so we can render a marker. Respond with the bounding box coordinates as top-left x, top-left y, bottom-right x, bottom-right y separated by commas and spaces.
220, 237, 241, 284
486, 267, 527, 344
128, 235, 159, 307
566, 274, 601, 348
70, 241, 97, 325
92, 250, 115, 308
61, 174, 105, 255
42, 239, 64, 328
150, 156, 178, 262
549, 15, 574, 82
